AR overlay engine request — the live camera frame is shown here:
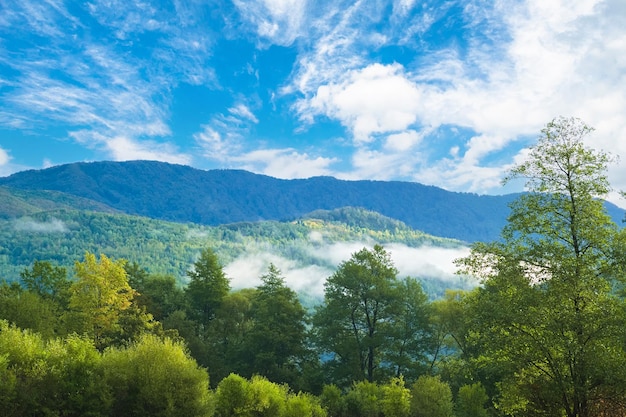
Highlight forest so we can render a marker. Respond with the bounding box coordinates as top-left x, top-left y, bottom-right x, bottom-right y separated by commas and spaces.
1, 116, 626, 417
